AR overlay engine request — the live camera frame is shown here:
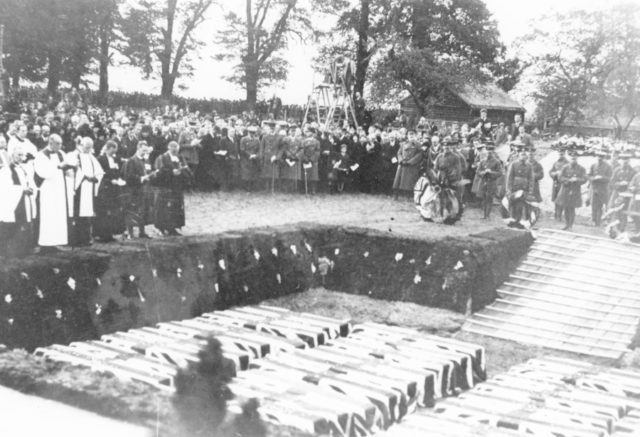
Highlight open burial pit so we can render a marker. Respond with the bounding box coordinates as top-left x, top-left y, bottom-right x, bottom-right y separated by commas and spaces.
0, 224, 532, 351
